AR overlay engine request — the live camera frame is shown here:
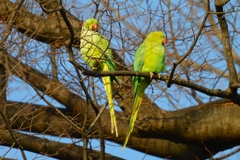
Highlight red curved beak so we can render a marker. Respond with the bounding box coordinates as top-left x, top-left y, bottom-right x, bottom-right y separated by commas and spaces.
162, 38, 167, 45
92, 23, 98, 32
